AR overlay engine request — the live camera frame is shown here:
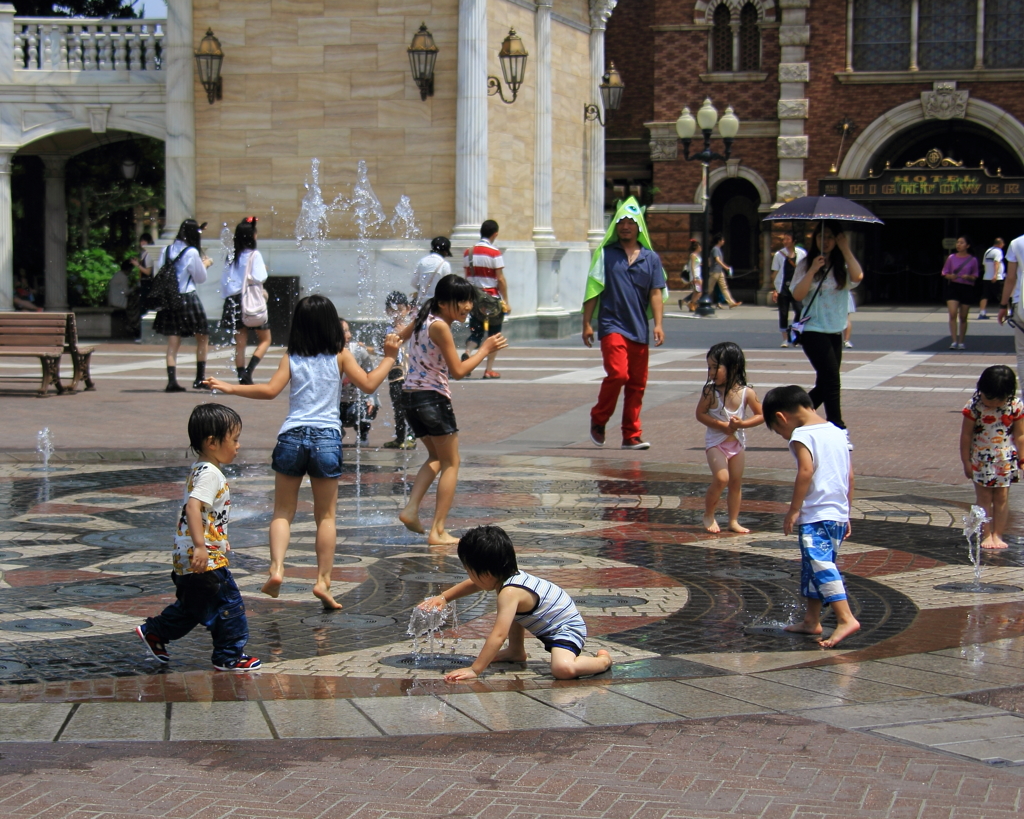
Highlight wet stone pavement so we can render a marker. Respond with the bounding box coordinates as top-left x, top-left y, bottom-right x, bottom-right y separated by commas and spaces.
1, 450, 1024, 792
